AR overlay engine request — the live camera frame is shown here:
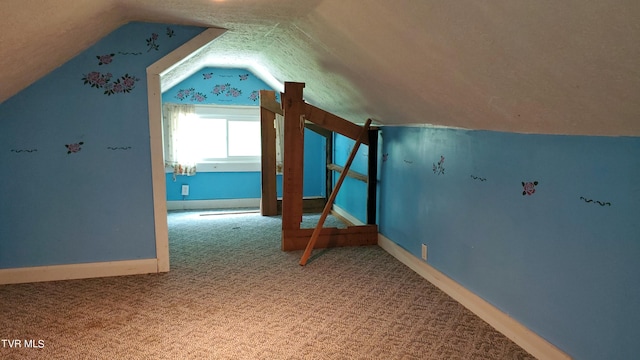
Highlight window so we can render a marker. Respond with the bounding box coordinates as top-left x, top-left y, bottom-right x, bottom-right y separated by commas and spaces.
164, 104, 262, 172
